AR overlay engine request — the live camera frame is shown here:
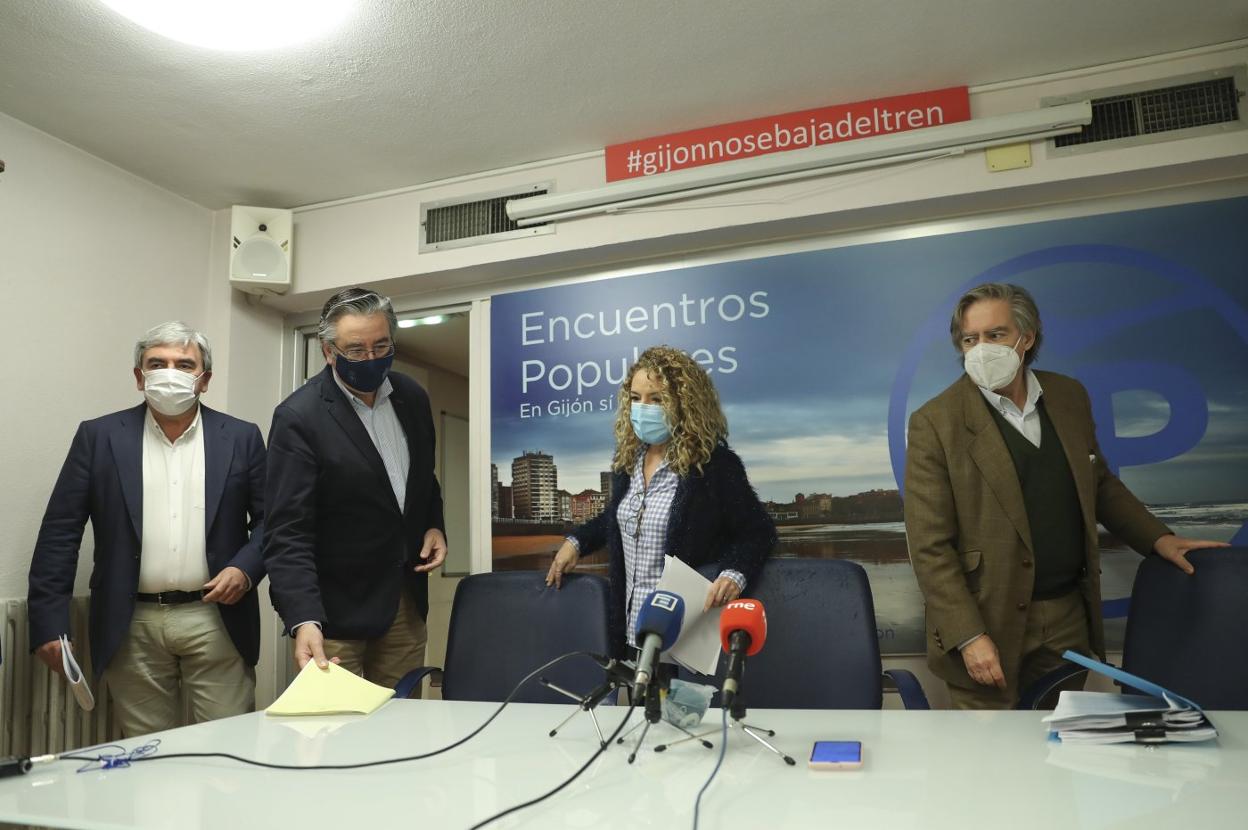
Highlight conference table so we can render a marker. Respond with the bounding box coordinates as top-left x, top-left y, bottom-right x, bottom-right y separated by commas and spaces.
1, 700, 1245, 829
